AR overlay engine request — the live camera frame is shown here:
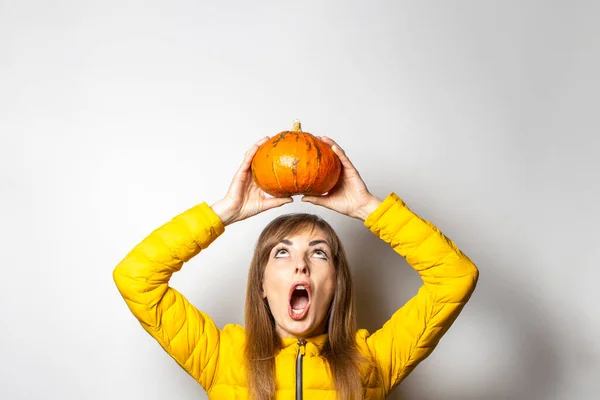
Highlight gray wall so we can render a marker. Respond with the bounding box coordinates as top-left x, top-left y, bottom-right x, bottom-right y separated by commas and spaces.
1, 1, 598, 399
